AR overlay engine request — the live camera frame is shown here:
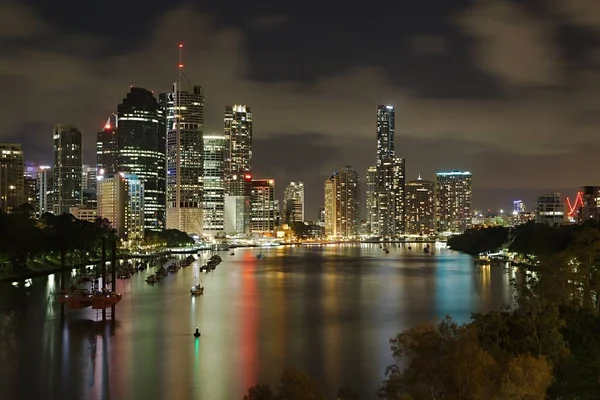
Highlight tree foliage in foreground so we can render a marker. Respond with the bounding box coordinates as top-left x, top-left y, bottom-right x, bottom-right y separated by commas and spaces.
243, 225, 600, 399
